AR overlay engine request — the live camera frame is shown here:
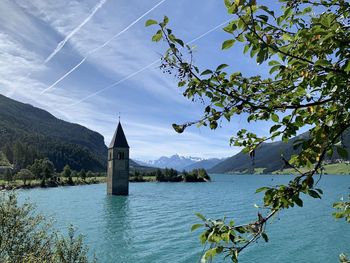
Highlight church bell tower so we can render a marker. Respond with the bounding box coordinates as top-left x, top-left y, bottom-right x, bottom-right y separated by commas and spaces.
107, 121, 130, 195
